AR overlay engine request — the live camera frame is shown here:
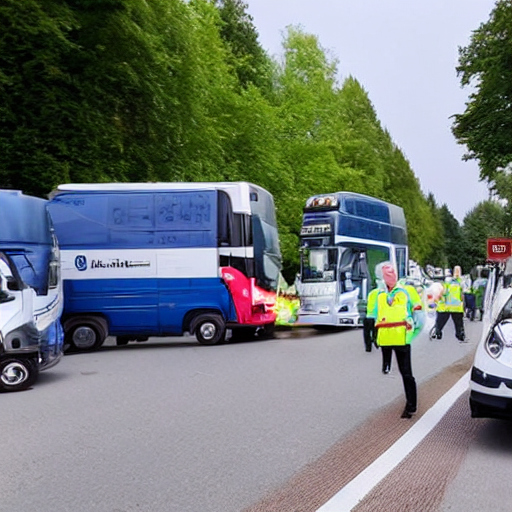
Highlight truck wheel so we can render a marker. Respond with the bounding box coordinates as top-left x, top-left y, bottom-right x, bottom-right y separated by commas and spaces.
66, 321, 106, 352
192, 314, 226, 345
0, 358, 38, 392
